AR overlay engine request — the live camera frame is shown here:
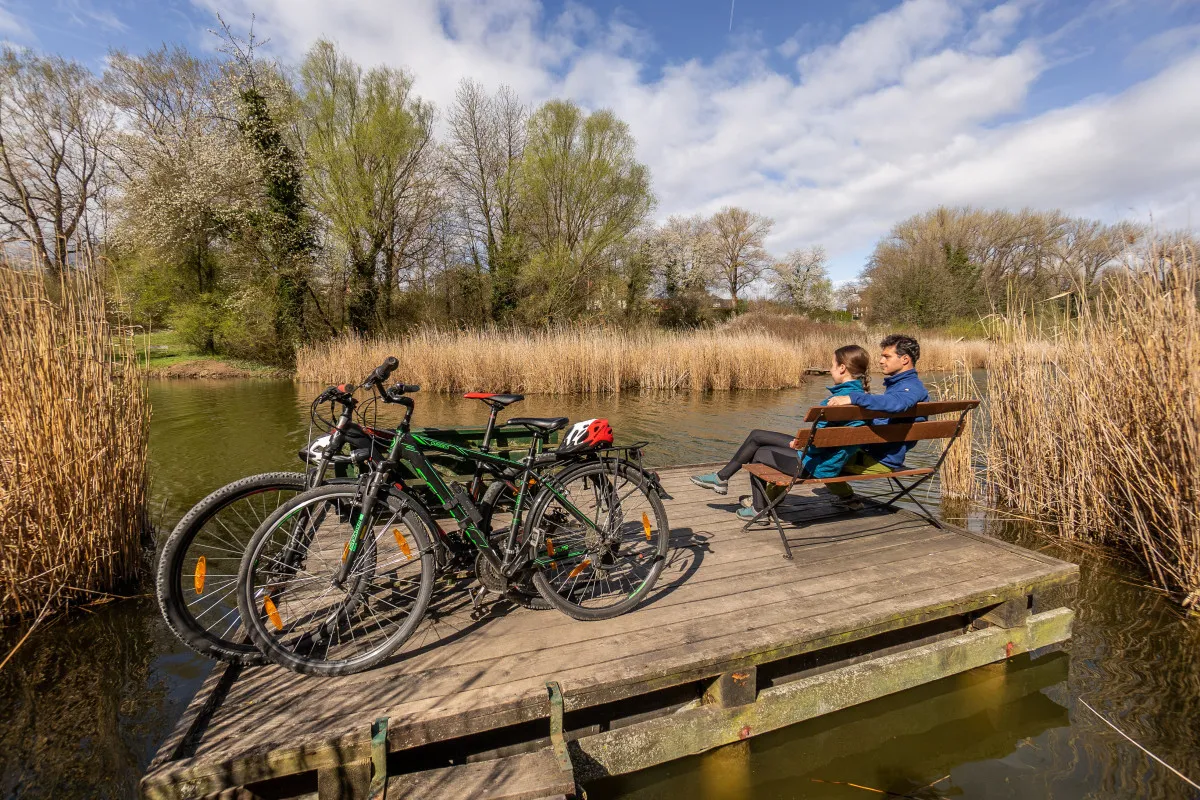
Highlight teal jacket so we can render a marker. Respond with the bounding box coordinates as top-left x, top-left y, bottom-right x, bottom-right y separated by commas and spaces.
798, 379, 867, 479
